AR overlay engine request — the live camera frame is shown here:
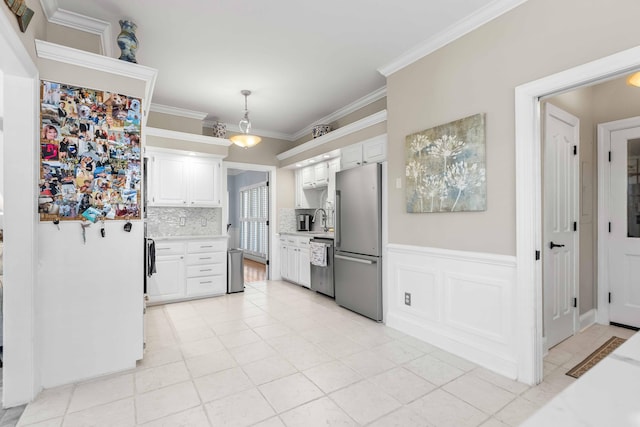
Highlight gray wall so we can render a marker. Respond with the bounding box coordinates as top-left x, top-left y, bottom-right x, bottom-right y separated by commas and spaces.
387, 0, 640, 256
